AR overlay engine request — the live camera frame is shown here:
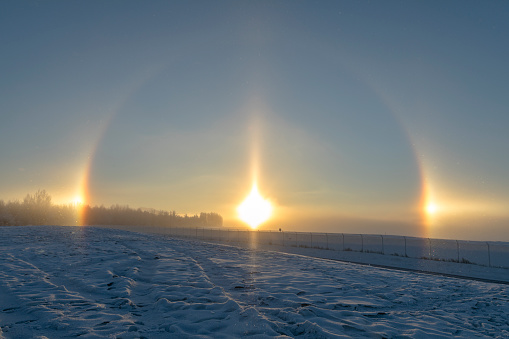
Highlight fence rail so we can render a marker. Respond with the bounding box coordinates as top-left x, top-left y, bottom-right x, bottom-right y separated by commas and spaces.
100, 225, 509, 269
